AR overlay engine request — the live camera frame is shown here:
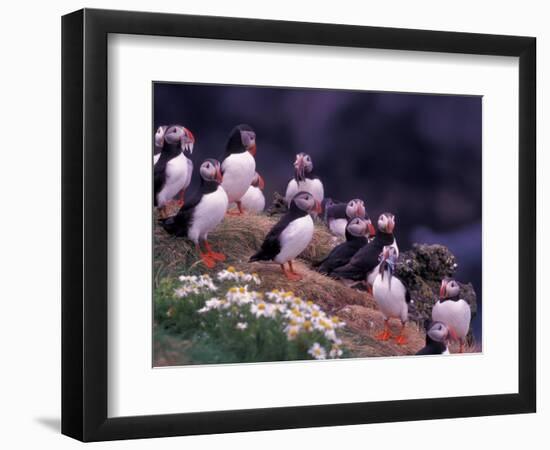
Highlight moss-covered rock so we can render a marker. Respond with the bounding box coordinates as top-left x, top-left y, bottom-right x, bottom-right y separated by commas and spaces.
395, 244, 477, 325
